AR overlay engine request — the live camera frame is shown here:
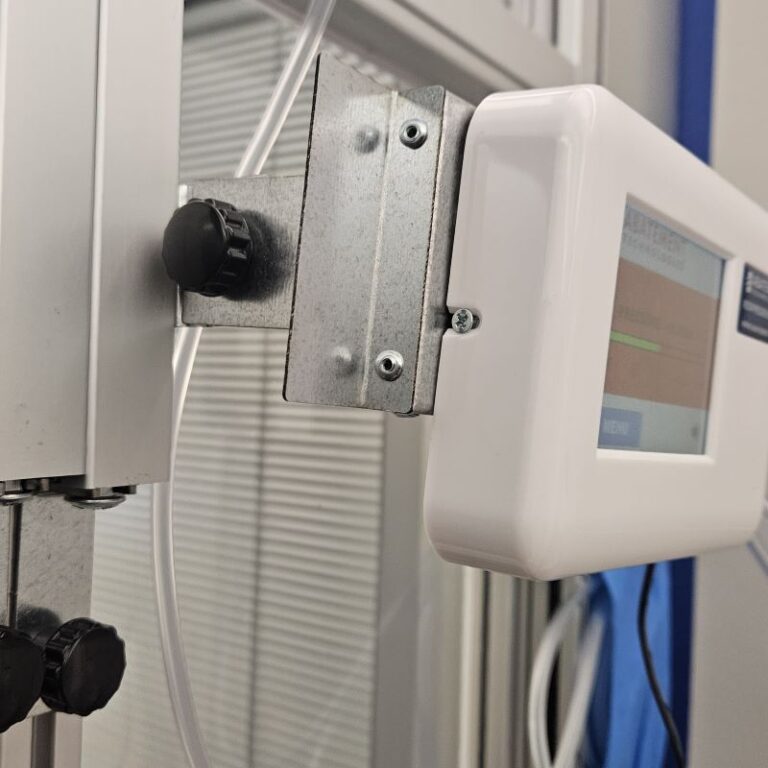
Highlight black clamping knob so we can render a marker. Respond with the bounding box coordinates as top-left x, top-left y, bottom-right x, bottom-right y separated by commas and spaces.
0, 627, 45, 733
41, 618, 126, 716
162, 198, 254, 297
